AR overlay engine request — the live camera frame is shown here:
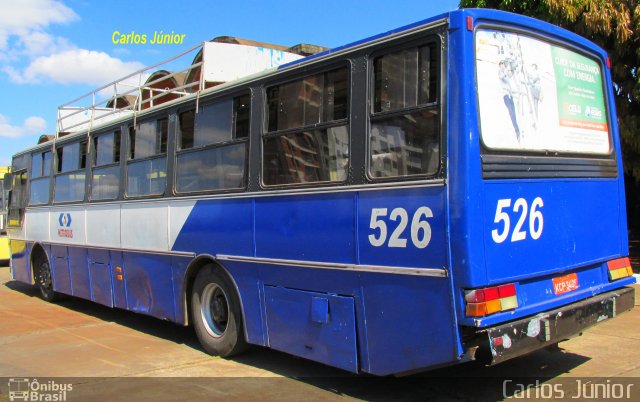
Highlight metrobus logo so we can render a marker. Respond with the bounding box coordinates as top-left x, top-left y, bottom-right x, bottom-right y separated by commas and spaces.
57, 213, 73, 239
